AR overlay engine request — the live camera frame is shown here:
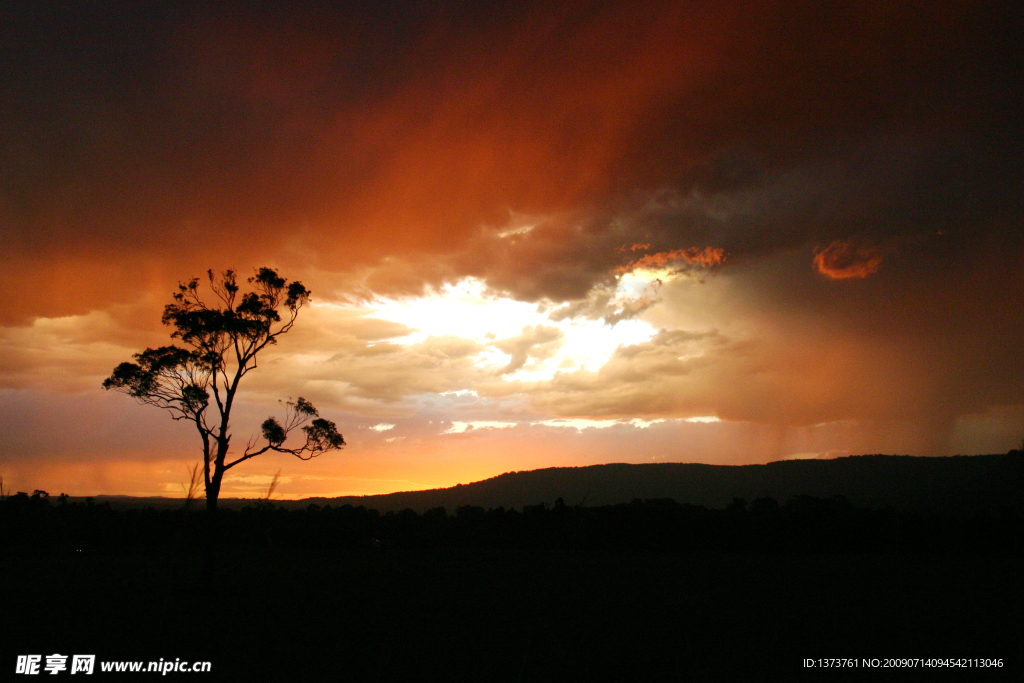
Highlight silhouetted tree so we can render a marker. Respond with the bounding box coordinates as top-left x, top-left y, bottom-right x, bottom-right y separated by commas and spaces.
104, 268, 344, 512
